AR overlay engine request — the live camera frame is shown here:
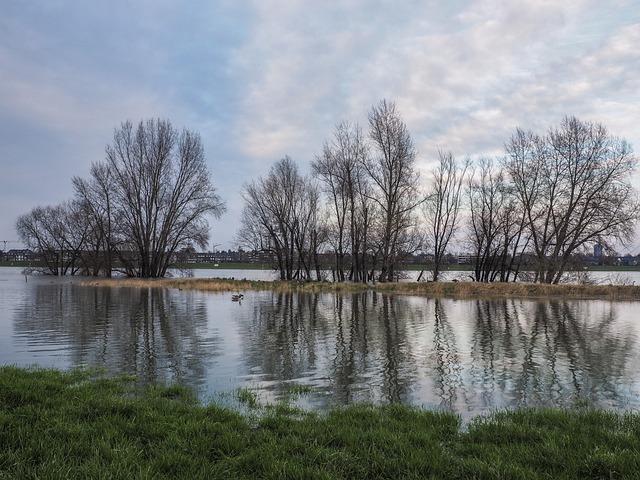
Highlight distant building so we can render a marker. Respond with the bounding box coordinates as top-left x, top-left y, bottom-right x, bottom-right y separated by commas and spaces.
4, 249, 33, 262
457, 252, 477, 265
594, 243, 603, 258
